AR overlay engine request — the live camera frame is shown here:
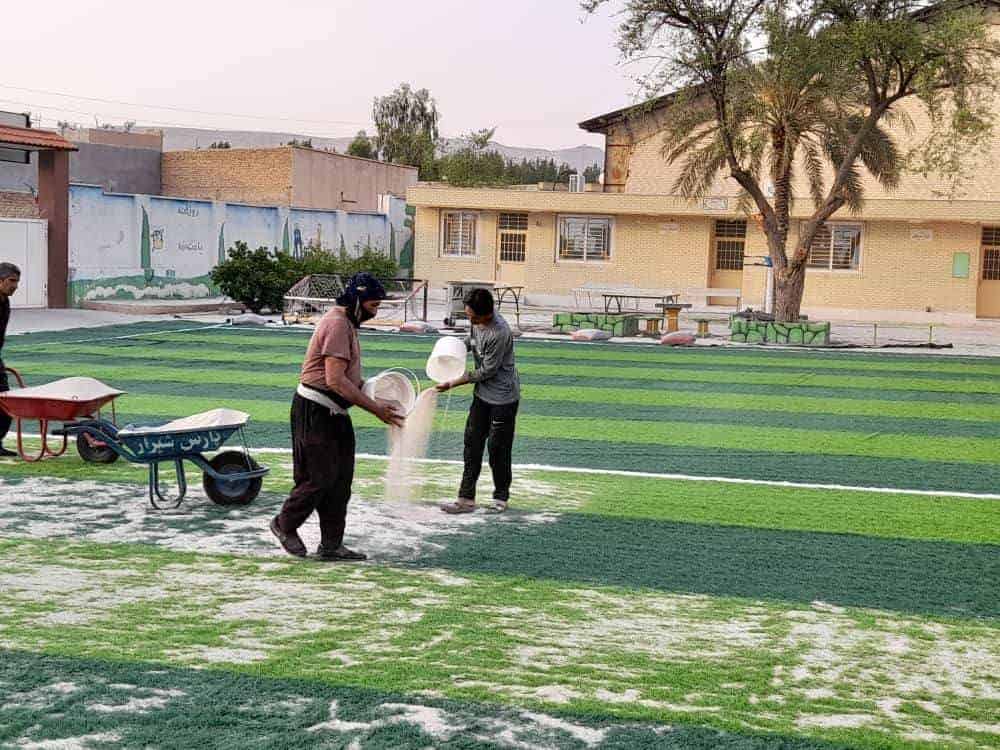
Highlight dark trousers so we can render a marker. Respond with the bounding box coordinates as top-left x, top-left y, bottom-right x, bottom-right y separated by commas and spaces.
459, 397, 519, 503
277, 394, 355, 547
0, 359, 10, 446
